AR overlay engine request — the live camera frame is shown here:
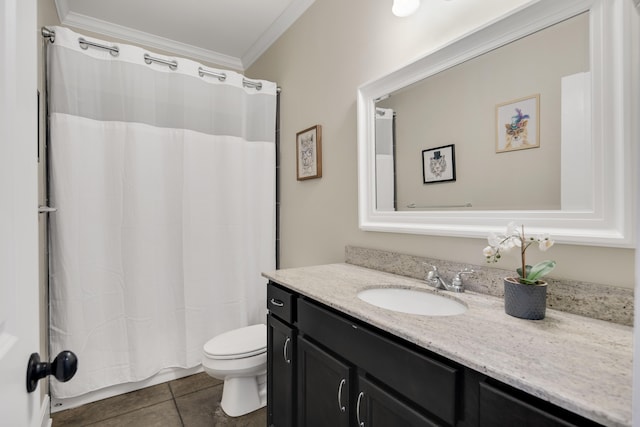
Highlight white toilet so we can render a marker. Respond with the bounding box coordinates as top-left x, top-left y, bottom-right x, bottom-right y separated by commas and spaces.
202, 324, 267, 417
